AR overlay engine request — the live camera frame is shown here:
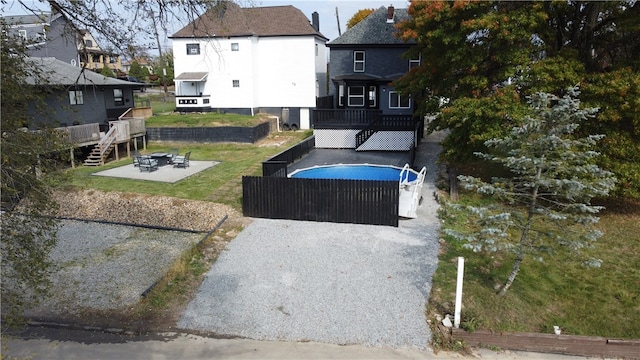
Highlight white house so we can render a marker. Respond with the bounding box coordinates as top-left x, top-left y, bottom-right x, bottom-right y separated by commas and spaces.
170, 2, 328, 129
